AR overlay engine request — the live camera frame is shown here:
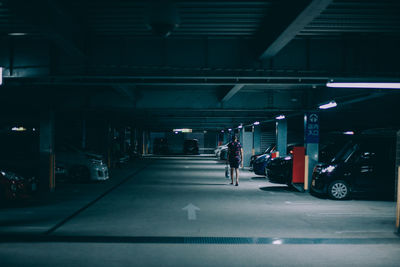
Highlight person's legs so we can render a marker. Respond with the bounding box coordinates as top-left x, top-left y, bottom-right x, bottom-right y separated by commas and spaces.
235, 168, 239, 186
230, 167, 234, 184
